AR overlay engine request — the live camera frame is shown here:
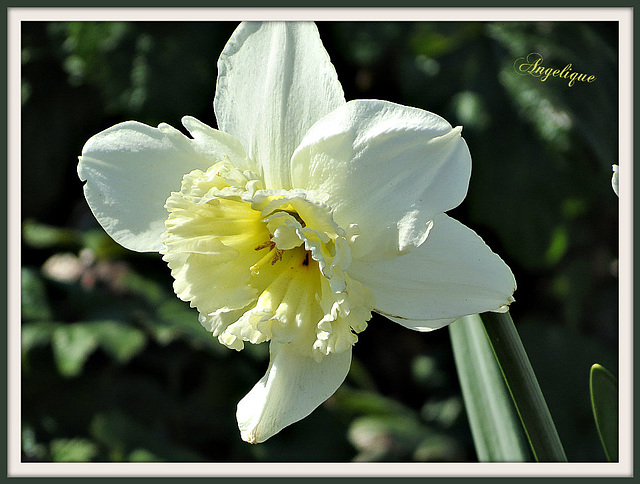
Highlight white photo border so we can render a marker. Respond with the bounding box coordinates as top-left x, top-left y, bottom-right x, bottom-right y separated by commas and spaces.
8, 6, 633, 478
